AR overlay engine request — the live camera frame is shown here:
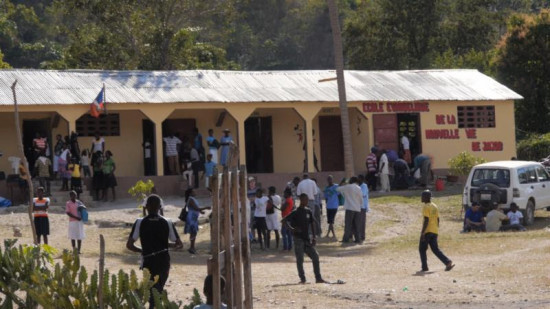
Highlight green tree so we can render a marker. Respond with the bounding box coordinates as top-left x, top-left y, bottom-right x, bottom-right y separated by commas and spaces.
495, 10, 550, 134
345, 0, 442, 70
